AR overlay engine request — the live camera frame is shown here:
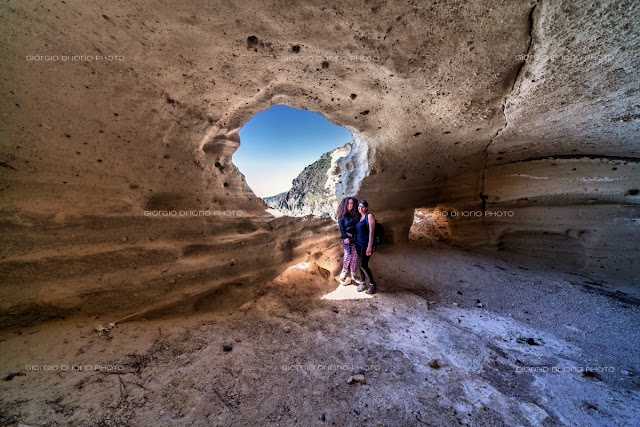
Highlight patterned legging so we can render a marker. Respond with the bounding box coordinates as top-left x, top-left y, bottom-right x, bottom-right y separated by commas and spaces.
342, 239, 358, 274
